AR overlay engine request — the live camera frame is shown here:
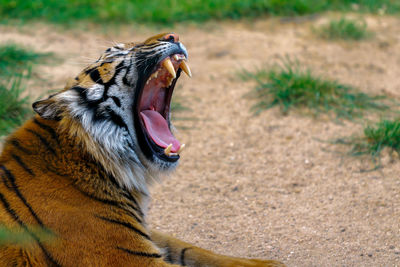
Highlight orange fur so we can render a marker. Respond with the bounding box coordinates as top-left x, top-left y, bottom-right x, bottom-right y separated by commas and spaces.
0, 117, 161, 266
